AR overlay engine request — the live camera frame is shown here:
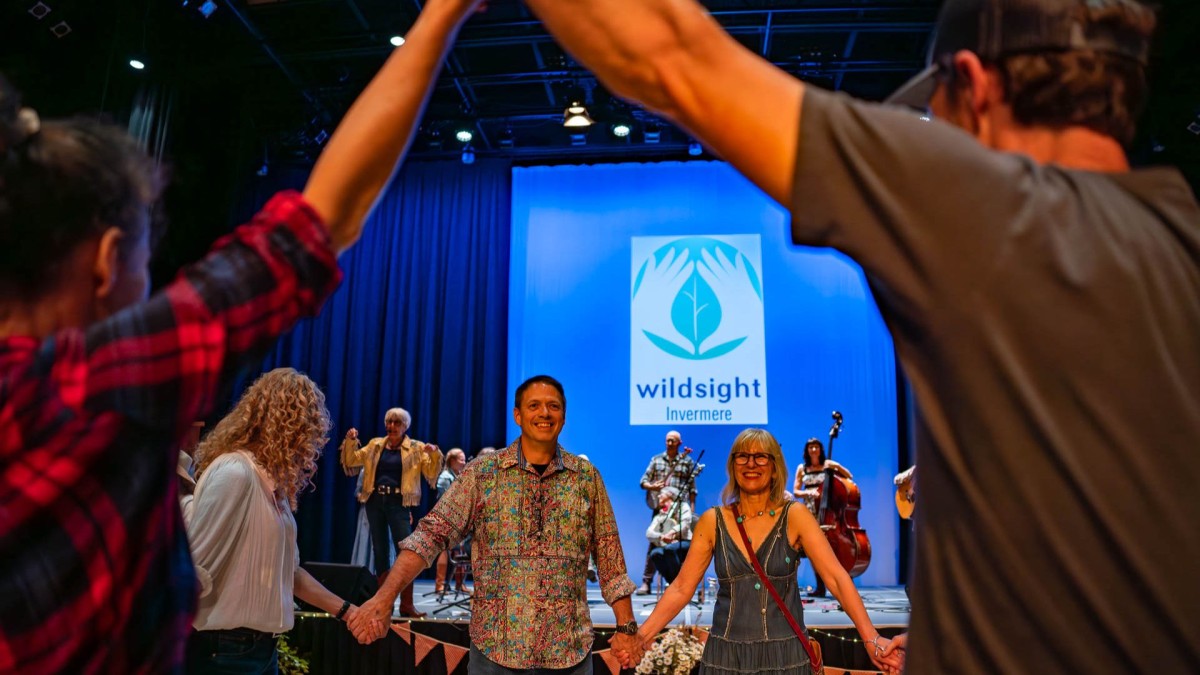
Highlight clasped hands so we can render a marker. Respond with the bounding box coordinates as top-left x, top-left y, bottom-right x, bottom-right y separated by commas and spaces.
609, 632, 648, 669
343, 593, 393, 644
868, 629, 902, 672
869, 633, 908, 674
